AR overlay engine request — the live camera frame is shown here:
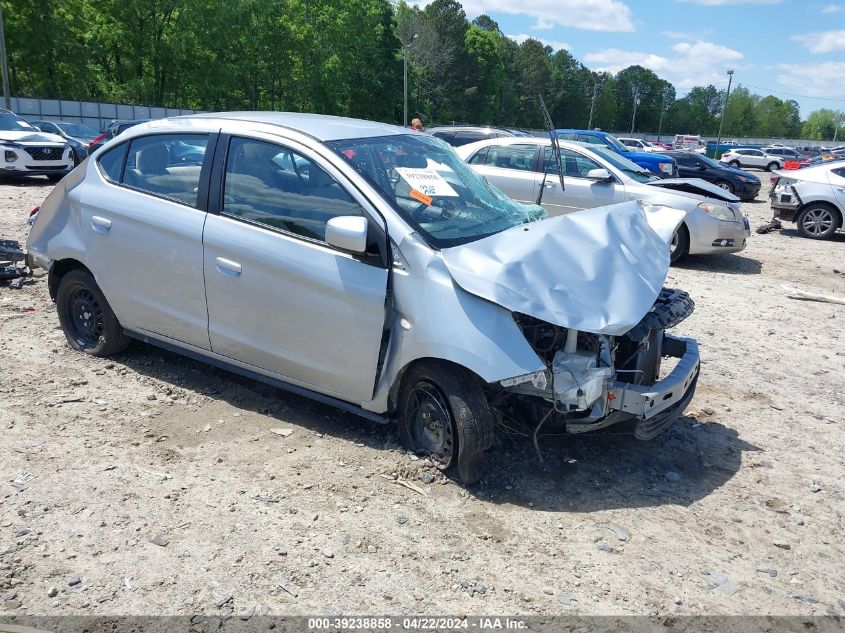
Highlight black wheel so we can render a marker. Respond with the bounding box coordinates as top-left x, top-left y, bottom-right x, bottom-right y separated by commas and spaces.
714, 180, 734, 194
669, 224, 689, 264
766, 162, 779, 172
56, 268, 130, 356
728, 160, 740, 168
796, 204, 841, 240
397, 362, 494, 484
47, 174, 64, 182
